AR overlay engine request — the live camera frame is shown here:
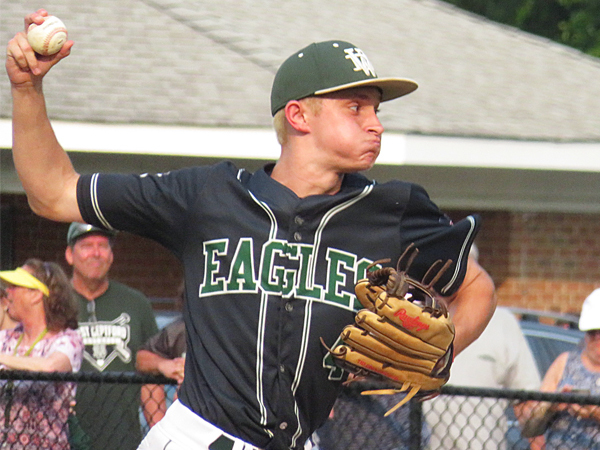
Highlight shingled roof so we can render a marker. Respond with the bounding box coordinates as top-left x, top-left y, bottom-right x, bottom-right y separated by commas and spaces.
2, 0, 600, 212
2, 0, 600, 141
